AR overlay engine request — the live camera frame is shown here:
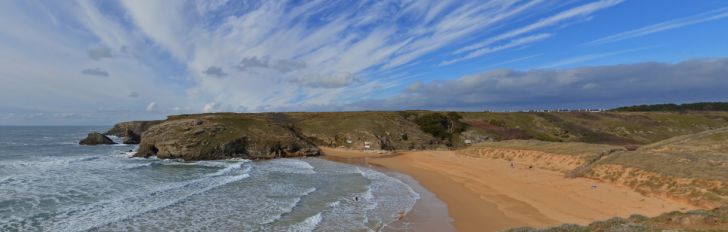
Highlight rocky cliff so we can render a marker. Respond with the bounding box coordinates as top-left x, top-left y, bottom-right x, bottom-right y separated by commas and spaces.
104, 120, 164, 137
133, 115, 320, 160
123, 129, 141, 144
129, 112, 445, 161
